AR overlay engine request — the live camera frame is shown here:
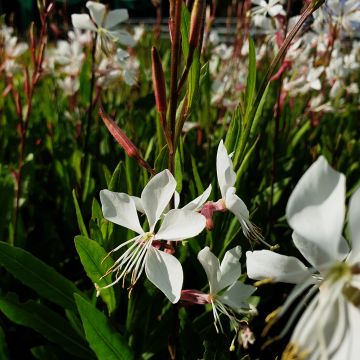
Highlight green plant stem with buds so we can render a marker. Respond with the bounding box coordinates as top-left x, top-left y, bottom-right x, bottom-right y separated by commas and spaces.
168, 0, 182, 175
235, 0, 323, 171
